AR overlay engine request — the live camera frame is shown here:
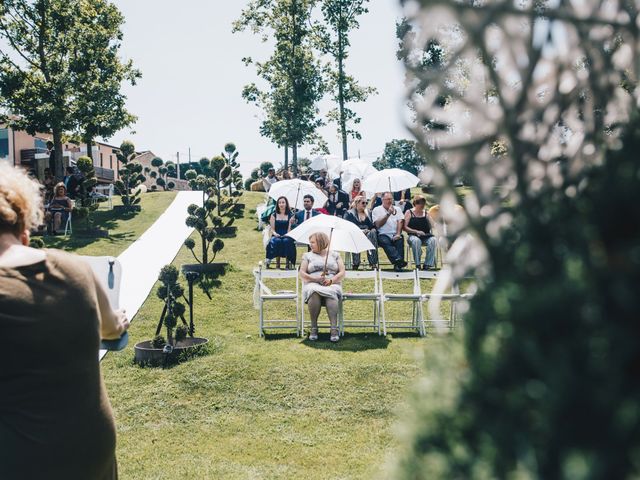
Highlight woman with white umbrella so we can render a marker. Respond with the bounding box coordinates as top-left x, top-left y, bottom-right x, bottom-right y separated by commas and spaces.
298, 232, 345, 342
